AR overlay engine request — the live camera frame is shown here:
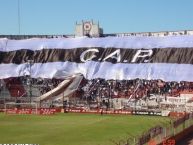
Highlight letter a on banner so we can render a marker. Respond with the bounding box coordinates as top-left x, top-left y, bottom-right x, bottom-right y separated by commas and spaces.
103, 49, 121, 62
